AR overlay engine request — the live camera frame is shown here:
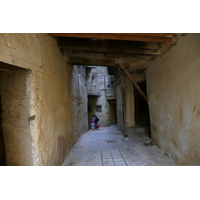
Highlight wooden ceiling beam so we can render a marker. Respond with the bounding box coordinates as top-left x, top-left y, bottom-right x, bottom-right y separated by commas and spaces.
57, 37, 161, 56
66, 55, 148, 70
67, 56, 125, 67
111, 33, 179, 37
57, 37, 161, 49
65, 51, 152, 61
49, 33, 174, 44
62, 48, 159, 56
66, 53, 148, 65
65, 51, 146, 59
